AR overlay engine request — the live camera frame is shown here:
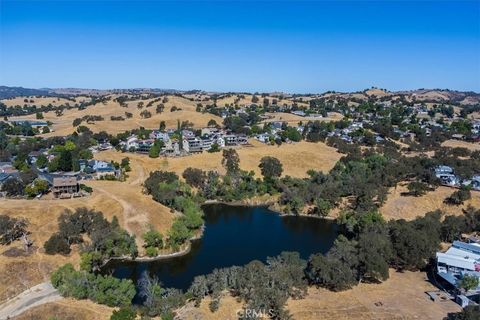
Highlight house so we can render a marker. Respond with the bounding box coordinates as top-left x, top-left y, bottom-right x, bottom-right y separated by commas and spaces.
434, 165, 461, 186
125, 136, 139, 150
136, 140, 154, 153
80, 160, 118, 179
216, 136, 225, 148
237, 135, 248, 145
52, 177, 79, 198
291, 110, 306, 117
435, 165, 455, 176
463, 176, 480, 191
182, 130, 195, 139
437, 241, 480, 275
256, 133, 270, 143
436, 241, 480, 307
201, 136, 214, 151
183, 137, 203, 153
0, 162, 16, 174
149, 130, 169, 141
163, 140, 180, 156
224, 134, 238, 146
98, 143, 112, 151
9, 120, 49, 129
452, 134, 466, 140
201, 127, 221, 136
